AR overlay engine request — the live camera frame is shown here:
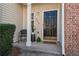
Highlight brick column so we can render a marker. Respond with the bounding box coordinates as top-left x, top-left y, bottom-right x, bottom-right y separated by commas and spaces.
65, 3, 79, 55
